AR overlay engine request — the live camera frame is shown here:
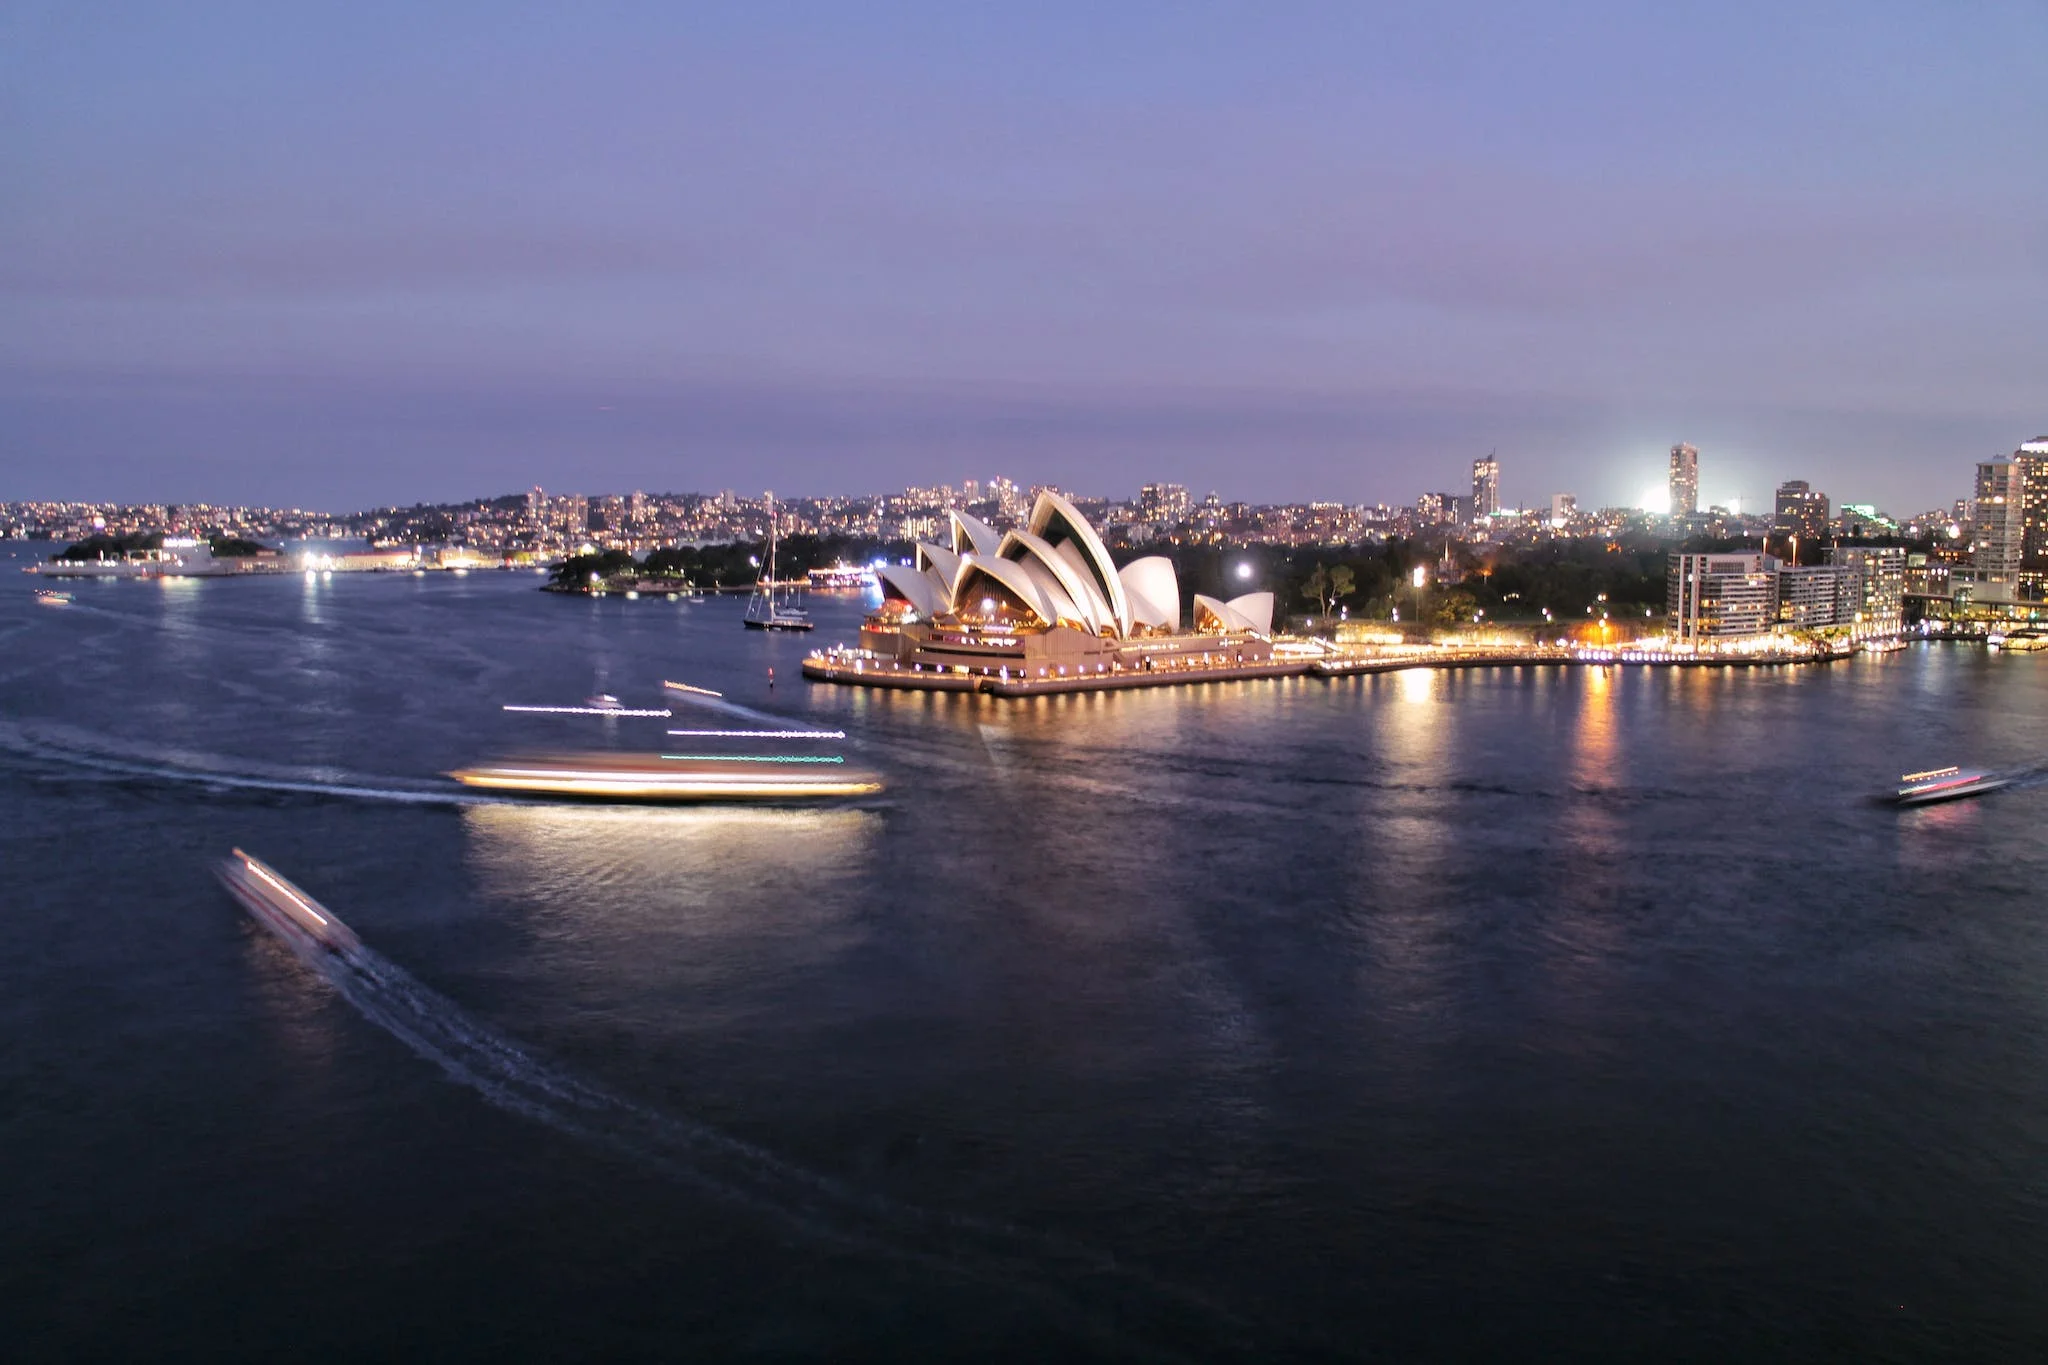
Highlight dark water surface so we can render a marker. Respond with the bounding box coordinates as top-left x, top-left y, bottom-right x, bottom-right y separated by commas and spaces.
7, 555, 2048, 1362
